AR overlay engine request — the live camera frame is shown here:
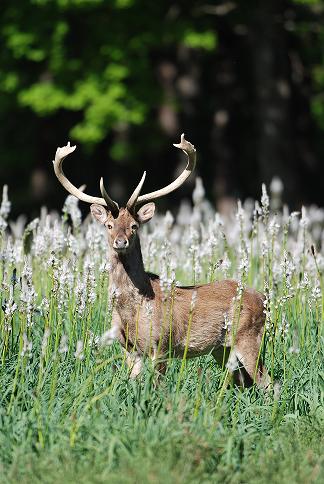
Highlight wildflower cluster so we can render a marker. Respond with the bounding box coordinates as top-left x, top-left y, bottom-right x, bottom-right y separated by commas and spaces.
0, 179, 322, 388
